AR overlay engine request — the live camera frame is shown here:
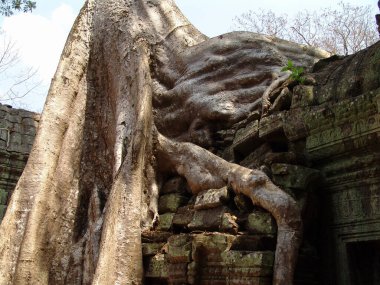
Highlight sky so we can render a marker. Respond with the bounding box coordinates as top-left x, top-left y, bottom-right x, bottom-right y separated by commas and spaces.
0, 0, 378, 112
